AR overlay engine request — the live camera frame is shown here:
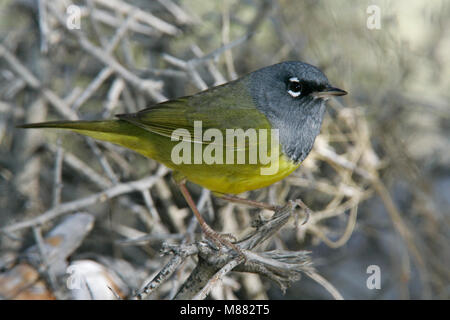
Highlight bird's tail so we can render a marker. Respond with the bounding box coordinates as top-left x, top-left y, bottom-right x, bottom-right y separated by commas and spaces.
18, 120, 155, 158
